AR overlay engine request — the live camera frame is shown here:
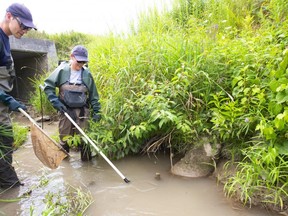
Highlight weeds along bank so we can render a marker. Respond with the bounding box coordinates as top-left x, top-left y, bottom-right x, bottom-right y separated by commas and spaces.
27, 0, 287, 213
